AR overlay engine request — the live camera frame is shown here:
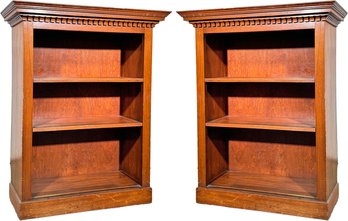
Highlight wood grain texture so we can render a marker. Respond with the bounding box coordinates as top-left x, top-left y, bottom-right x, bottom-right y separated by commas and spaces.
121, 128, 143, 184
206, 128, 228, 183
33, 30, 145, 79
3, 1, 166, 218
140, 28, 152, 186
177, 1, 346, 27
204, 35, 226, 78
205, 77, 314, 83
315, 21, 339, 201
227, 30, 314, 78
22, 21, 34, 201
32, 22, 147, 34
33, 83, 142, 120
180, 2, 345, 219
2, 1, 170, 27
315, 22, 327, 201
10, 22, 24, 200
228, 48, 314, 78
10, 184, 152, 220
202, 23, 315, 34
34, 77, 143, 83
121, 34, 144, 78
33, 115, 142, 132
227, 83, 314, 121
196, 185, 339, 219
32, 129, 121, 179
206, 83, 315, 122
196, 28, 207, 186
206, 115, 315, 132
32, 171, 140, 198
324, 22, 338, 199
228, 129, 316, 179
209, 171, 316, 198
34, 48, 121, 78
